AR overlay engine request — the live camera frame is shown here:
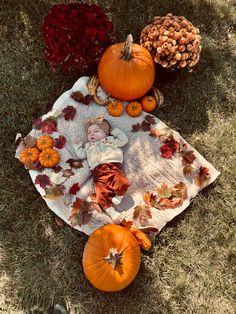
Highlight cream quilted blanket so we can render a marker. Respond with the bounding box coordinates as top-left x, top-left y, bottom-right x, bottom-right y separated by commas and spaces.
15, 76, 220, 236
